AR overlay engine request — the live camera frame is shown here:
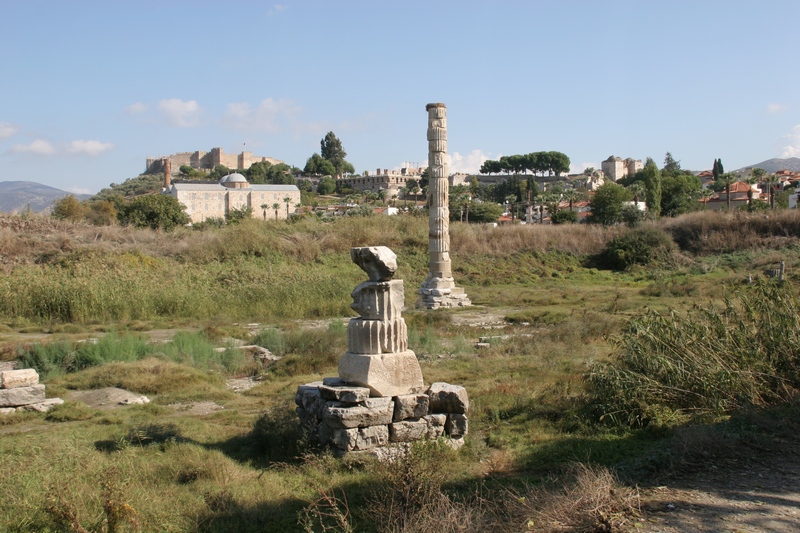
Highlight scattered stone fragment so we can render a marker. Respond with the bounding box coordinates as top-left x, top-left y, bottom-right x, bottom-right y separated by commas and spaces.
19, 398, 64, 412
119, 396, 150, 406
